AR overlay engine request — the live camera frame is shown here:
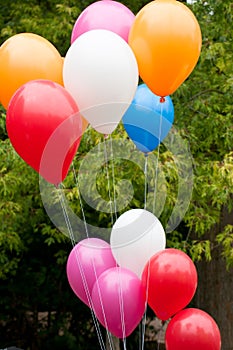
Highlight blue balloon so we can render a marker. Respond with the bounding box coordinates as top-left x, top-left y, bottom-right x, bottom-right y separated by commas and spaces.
122, 84, 174, 153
